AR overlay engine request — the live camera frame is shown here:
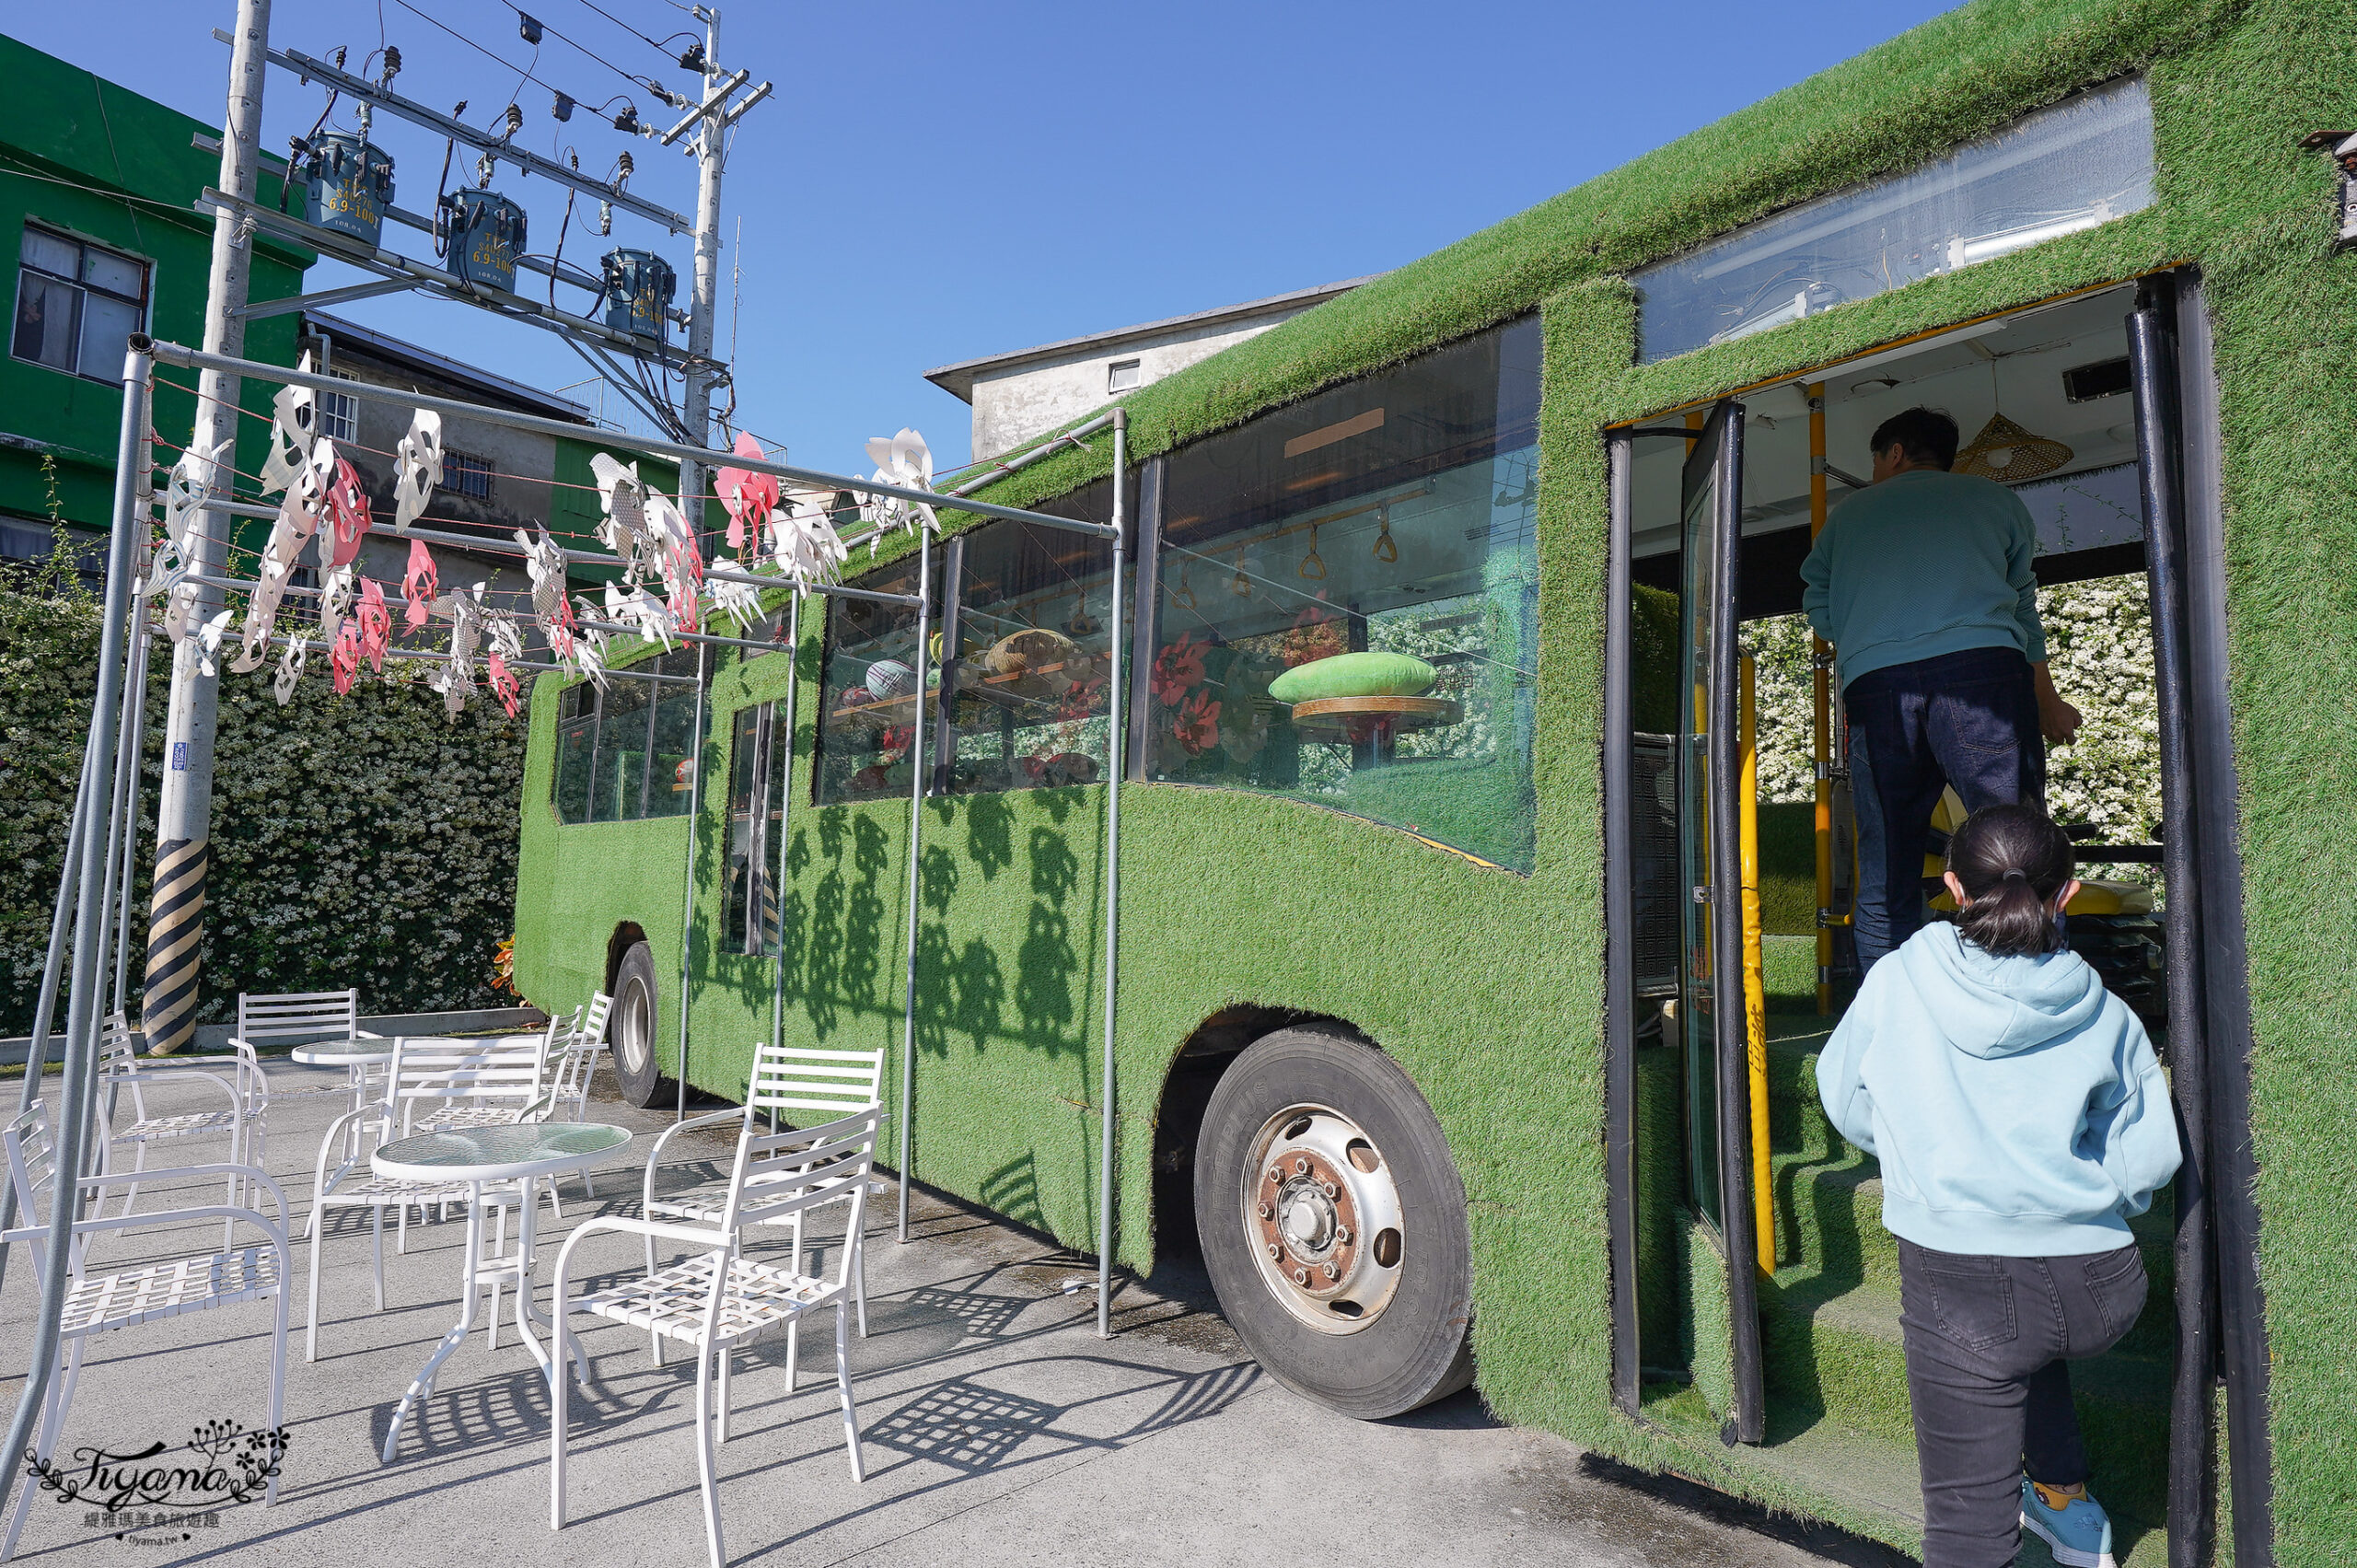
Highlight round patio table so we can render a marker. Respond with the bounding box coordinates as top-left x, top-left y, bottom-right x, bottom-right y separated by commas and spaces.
371, 1121, 633, 1460
289, 1040, 404, 1114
